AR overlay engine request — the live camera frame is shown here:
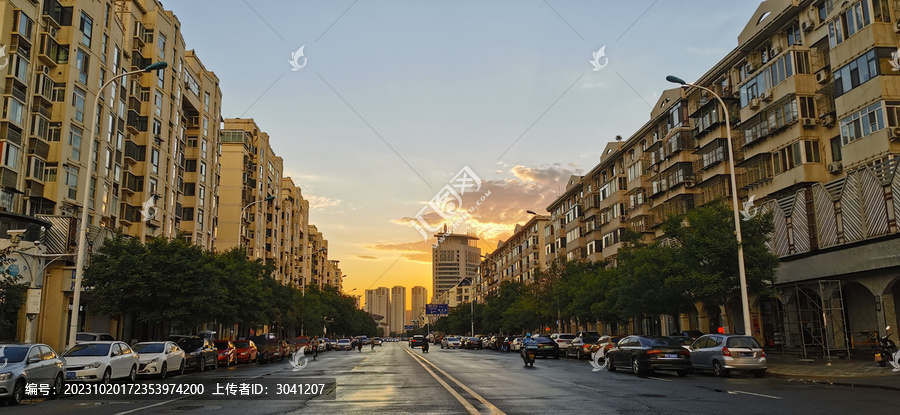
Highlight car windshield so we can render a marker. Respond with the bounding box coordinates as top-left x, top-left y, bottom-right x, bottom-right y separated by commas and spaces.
180, 340, 203, 350
558, 334, 576, 340
233, 341, 250, 348
534, 337, 553, 344
447, 337, 458, 341
0, 346, 30, 362
133, 343, 164, 353
642, 337, 682, 347
338, 340, 350, 344
214, 342, 230, 350
65, 343, 111, 357
726, 337, 762, 348
75, 333, 97, 341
